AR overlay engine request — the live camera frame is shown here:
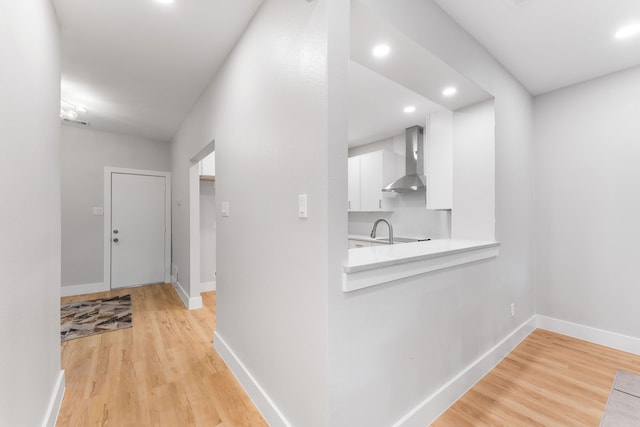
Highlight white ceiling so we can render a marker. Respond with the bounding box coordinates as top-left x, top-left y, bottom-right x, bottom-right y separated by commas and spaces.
53, 0, 262, 142
348, 61, 445, 146
433, 0, 640, 95
348, 1, 492, 147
